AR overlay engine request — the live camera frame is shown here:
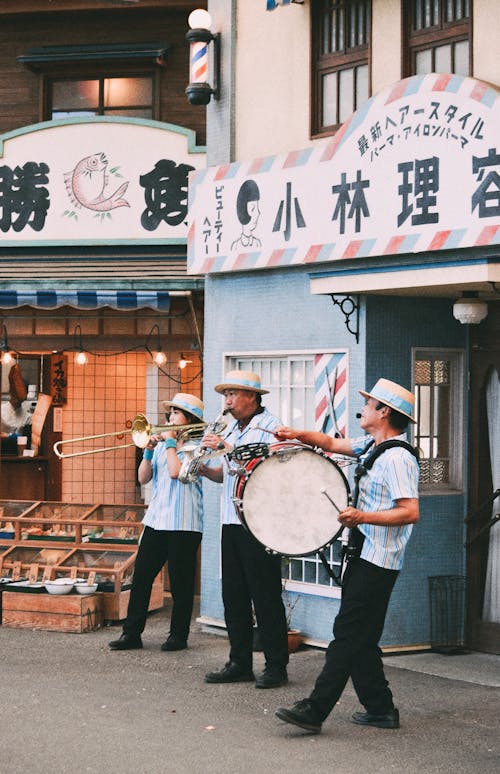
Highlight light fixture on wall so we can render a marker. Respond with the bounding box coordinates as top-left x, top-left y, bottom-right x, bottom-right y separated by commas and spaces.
452, 291, 488, 325
185, 8, 220, 105
146, 324, 167, 367
178, 353, 193, 370
73, 324, 88, 365
0, 324, 15, 364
